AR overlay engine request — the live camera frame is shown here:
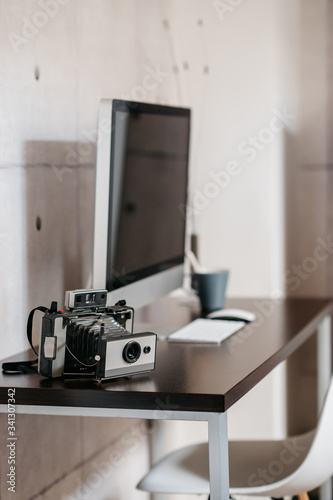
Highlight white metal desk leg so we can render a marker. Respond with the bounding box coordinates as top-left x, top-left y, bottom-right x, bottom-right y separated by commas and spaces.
208, 412, 229, 500
318, 314, 332, 500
